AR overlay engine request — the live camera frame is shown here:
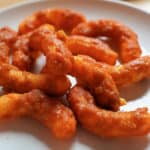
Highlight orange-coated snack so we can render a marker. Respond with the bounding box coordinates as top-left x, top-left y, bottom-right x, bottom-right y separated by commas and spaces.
29, 24, 73, 75
0, 42, 10, 63
12, 33, 32, 70
72, 20, 142, 63
0, 89, 76, 139
0, 27, 17, 63
0, 62, 70, 96
71, 55, 122, 111
78, 55, 150, 87
12, 24, 55, 71
66, 35, 118, 65
19, 8, 86, 34
0, 8, 149, 140
0, 27, 17, 47
68, 86, 150, 137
